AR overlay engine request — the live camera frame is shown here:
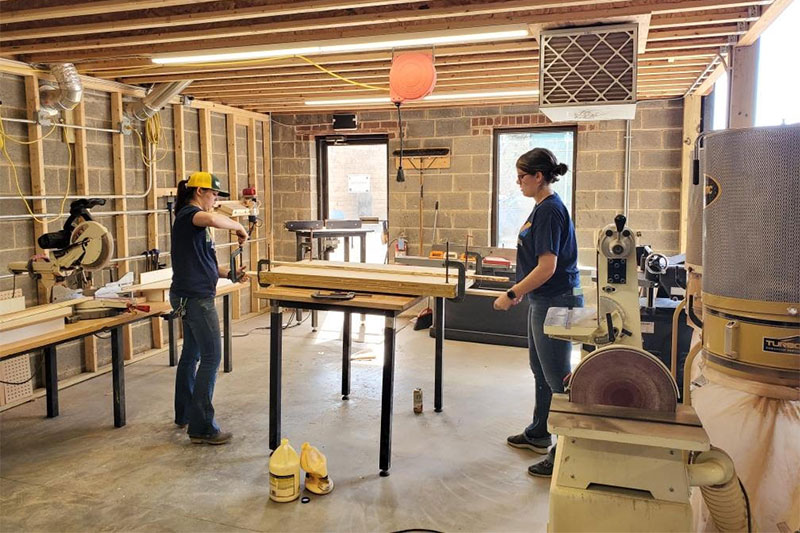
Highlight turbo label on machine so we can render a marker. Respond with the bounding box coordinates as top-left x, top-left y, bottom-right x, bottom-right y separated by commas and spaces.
763, 334, 800, 355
